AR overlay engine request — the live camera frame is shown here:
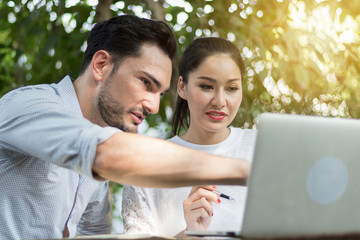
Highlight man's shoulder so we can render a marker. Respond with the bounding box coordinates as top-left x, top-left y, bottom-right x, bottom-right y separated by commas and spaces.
0, 76, 71, 103
2, 83, 57, 101
0, 77, 82, 121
